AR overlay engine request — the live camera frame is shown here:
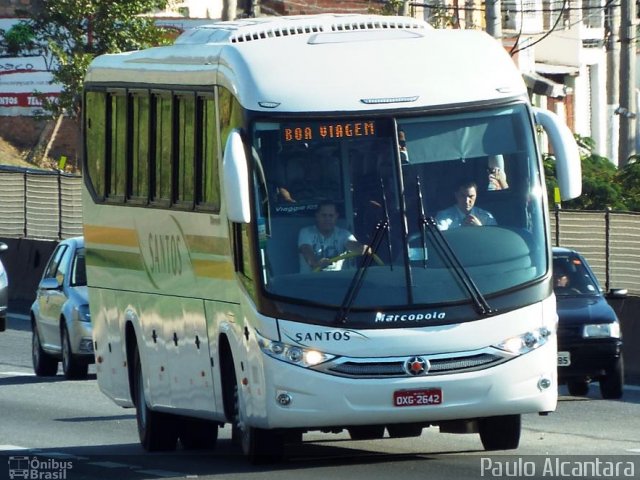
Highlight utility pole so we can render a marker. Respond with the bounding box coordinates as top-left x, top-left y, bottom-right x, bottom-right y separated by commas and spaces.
619, 0, 637, 166
606, 0, 620, 164
485, 0, 502, 39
